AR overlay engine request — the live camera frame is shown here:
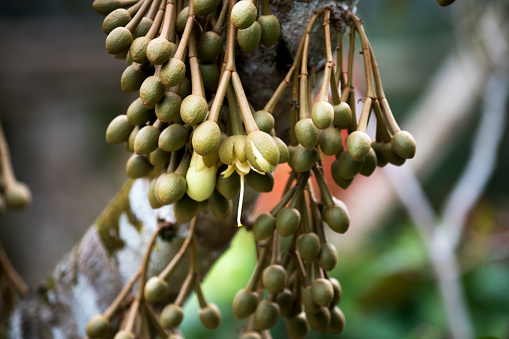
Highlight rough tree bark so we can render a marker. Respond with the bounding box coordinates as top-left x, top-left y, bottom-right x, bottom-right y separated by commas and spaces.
3, 1, 358, 338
